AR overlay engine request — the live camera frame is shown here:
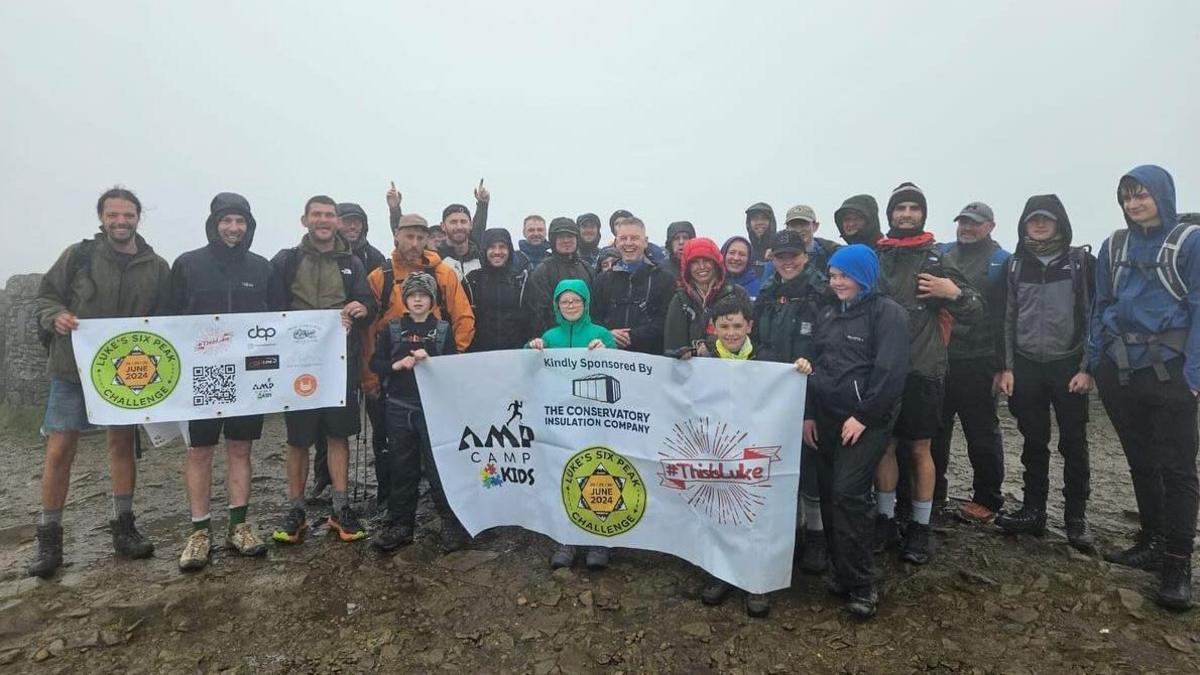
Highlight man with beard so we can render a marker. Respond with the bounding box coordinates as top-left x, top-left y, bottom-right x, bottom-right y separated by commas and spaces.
437, 181, 491, 279
784, 204, 841, 274
517, 215, 551, 268
745, 202, 778, 274
28, 187, 172, 578
591, 217, 675, 356
833, 195, 884, 248
526, 218, 594, 335
577, 213, 603, 268
170, 193, 273, 571
337, 201, 387, 273
663, 221, 696, 279
872, 182, 982, 565
465, 228, 533, 351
